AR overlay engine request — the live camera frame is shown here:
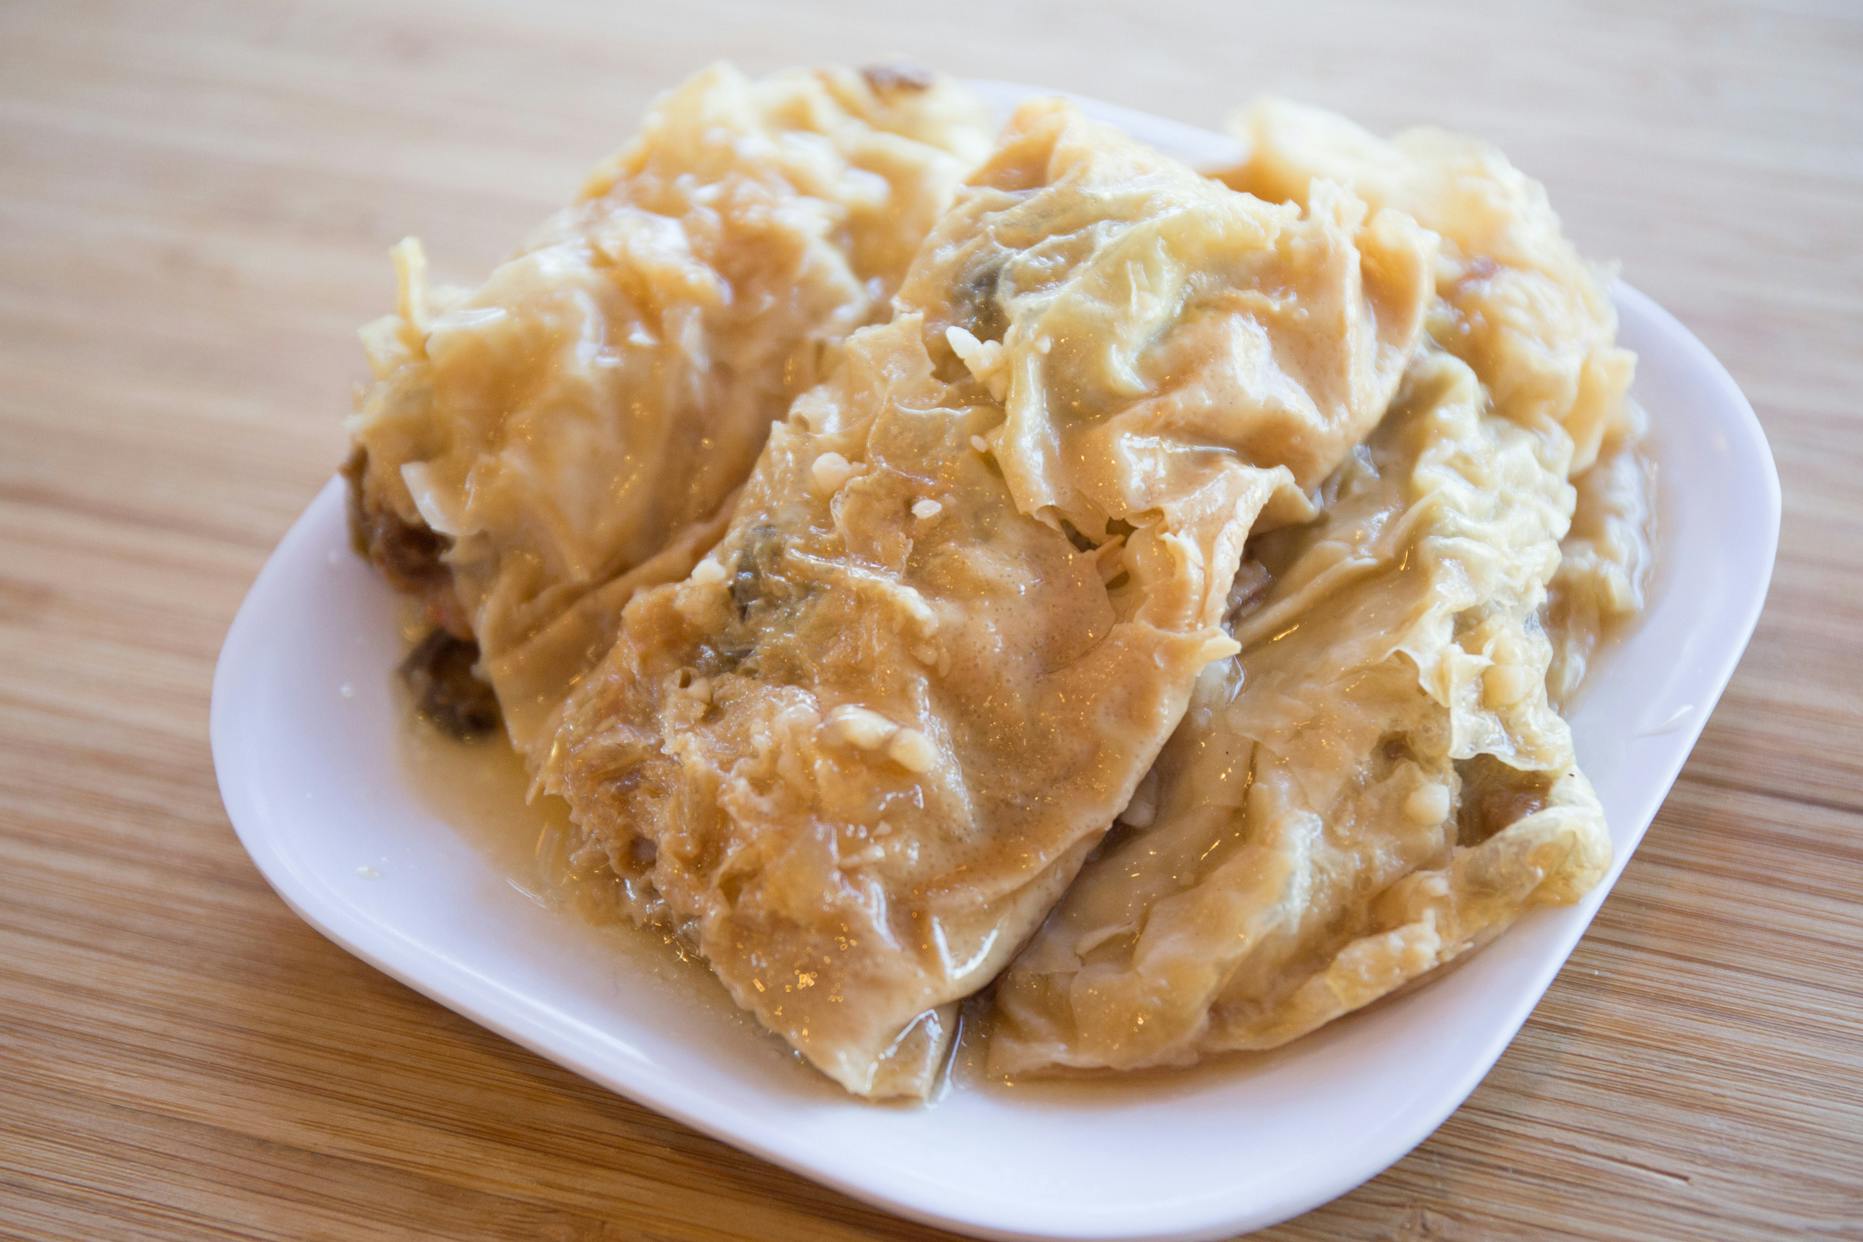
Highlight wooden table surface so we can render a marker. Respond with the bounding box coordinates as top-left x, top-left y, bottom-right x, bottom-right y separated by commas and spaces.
4, 1, 1860, 1238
